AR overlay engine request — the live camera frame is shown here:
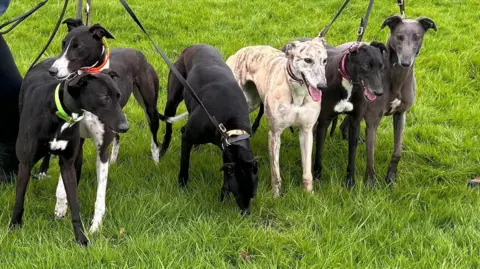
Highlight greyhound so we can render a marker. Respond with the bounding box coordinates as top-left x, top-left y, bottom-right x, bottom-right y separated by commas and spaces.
227, 36, 328, 196
160, 45, 258, 215
0, 34, 21, 182
47, 19, 185, 233
10, 58, 128, 246
337, 15, 437, 185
